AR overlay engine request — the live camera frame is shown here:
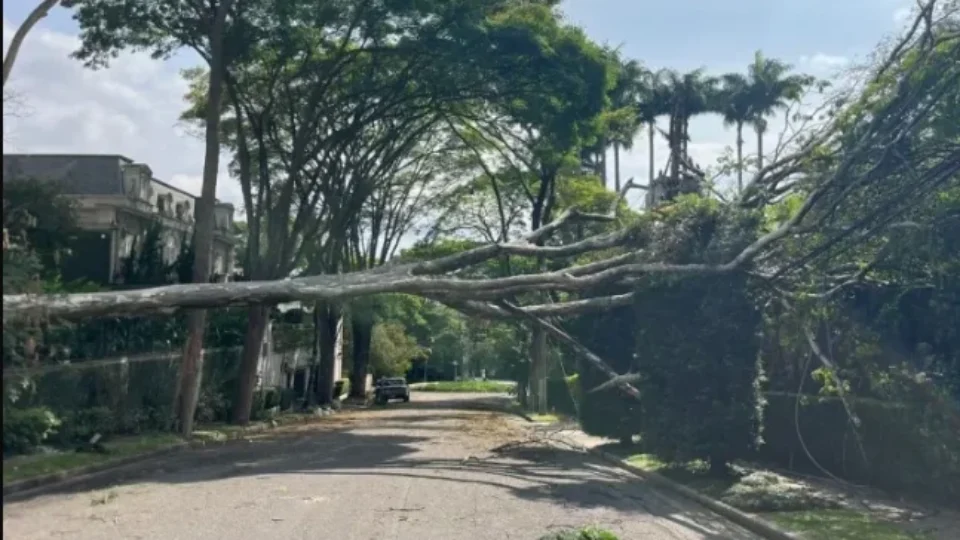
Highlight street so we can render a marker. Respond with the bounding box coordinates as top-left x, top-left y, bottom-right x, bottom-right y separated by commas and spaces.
2, 393, 758, 539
